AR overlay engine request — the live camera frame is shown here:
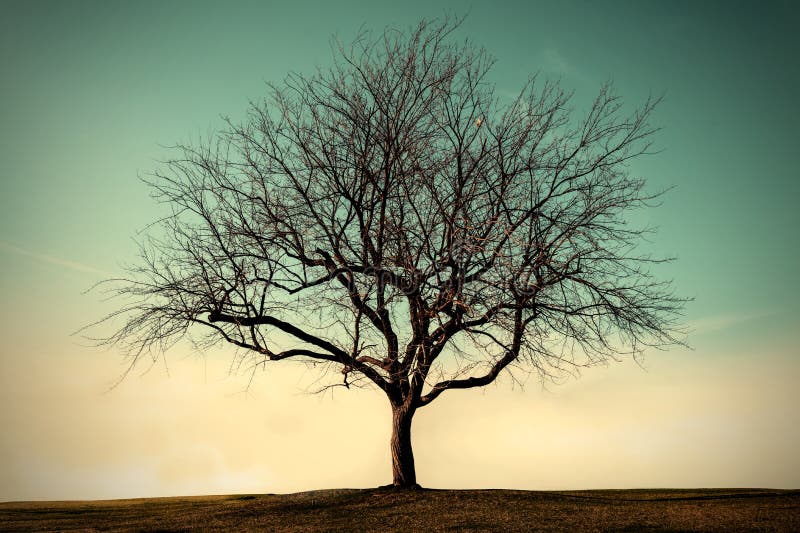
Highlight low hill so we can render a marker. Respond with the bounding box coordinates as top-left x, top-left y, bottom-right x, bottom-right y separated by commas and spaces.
1, 488, 798, 531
